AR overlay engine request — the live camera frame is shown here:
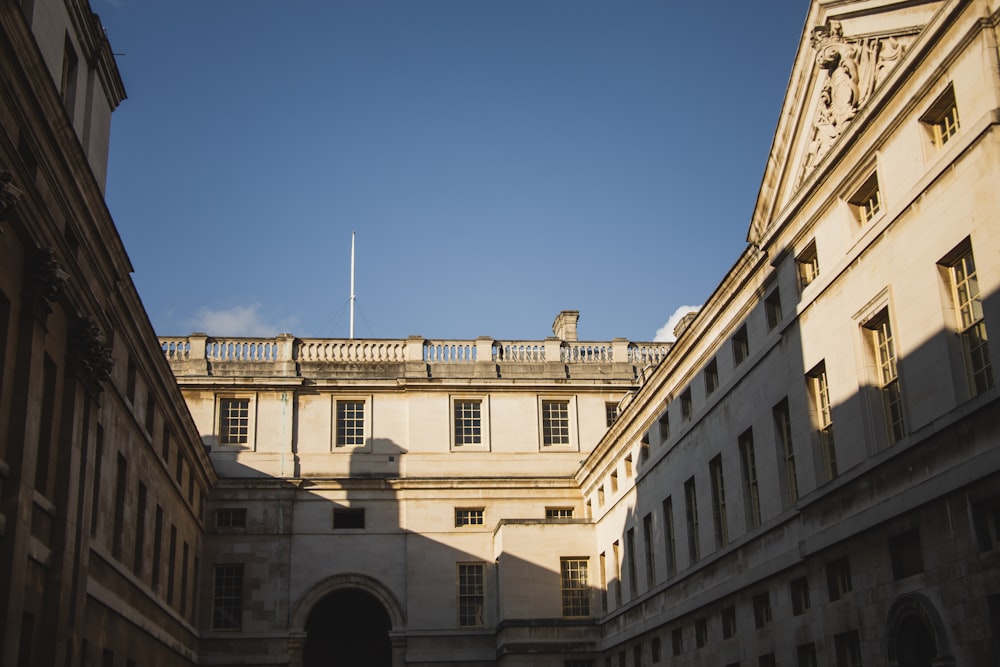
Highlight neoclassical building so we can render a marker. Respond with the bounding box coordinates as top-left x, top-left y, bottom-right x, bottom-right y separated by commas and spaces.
3, 0, 1000, 665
